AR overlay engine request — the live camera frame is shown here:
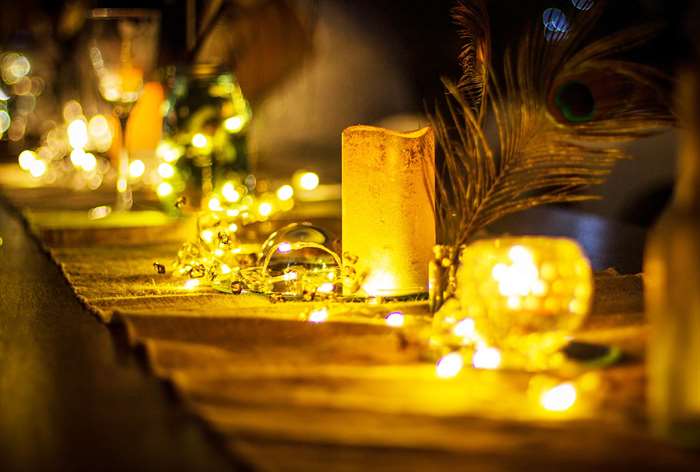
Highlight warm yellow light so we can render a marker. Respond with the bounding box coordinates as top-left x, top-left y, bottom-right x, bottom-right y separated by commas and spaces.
258, 202, 273, 217
282, 271, 298, 281
220, 264, 232, 275
228, 223, 239, 233
200, 229, 215, 244
540, 382, 577, 412
223, 115, 245, 133
317, 282, 335, 294
70, 149, 86, 168
276, 184, 294, 201
67, 119, 89, 150
208, 196, 223, 212
157, 163, 175, 178
361, 270, 396, 297
128, 159, 145, 178
156, 141, 181, 162
221, 182, 241, 202
62, 100, 83, 122
18, 150, 37, 170
82, 153, 97, 172
472, 346, 502, 370
385, 311, 405, 327
184, 279, 200, 290
87, 114, 112, 151
28, 159, 47, 178
436, 352, 464, 379
278, 242, 292, 253
308, 307, 329, 323
297, 171, 320, 191
191, 133, 209, 149
156, 182, 173, 197
452, 318, 477, 341
117, 178, 128, 193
